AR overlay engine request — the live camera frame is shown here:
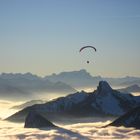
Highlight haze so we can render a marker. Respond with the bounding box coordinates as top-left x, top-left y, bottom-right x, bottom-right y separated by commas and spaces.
0, 0, 140, 77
